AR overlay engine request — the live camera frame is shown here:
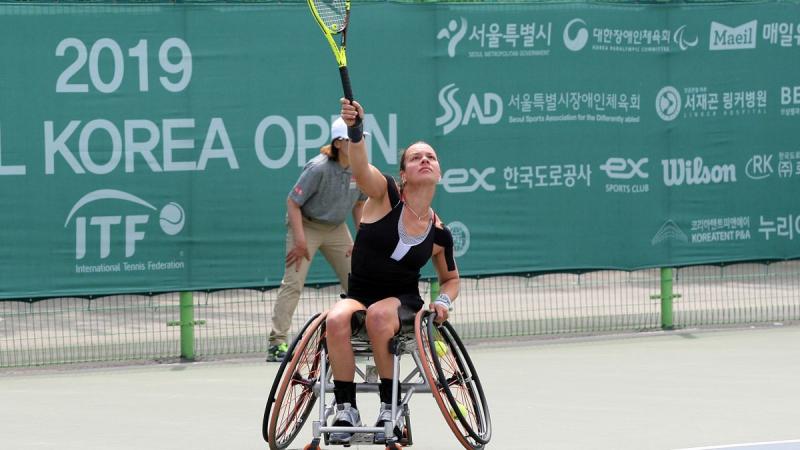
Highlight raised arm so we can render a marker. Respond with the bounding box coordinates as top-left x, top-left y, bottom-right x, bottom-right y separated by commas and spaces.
340, 99, 387, 199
